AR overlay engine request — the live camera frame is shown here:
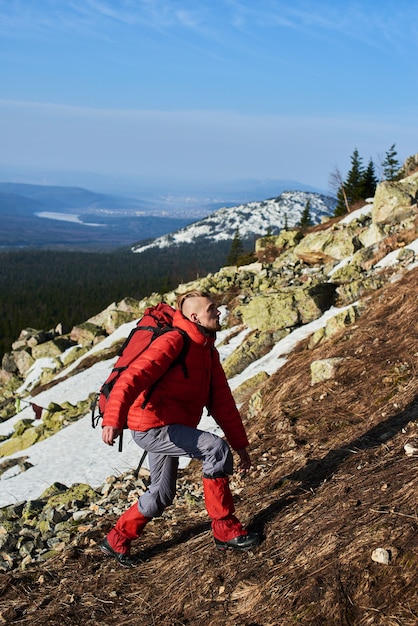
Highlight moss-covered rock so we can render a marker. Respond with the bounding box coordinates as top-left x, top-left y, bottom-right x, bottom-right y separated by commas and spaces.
41, 399, 91, 433
294, 229, 361, 264
310, 358, 344, 385
59, 344, 89, 367
247, 386, 268, 419
223, 330, 287, 379
12, 349, 36, 377
0, 398, 92, 457
0, 424, 44, 457
31, 340, 66, 360
235, 292, 299, 331
44, 483, 99, 509
234, 282, 336, 332
233, 371, 270, 404
336, 276, 385, 306
70, 322, 106, 347
308, 305, 360, 348
329, 262, 364, 284
372, 173, 418, 225
40, 482, 69, 499
256, 230, 303, 262
21, 500, 45, 524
